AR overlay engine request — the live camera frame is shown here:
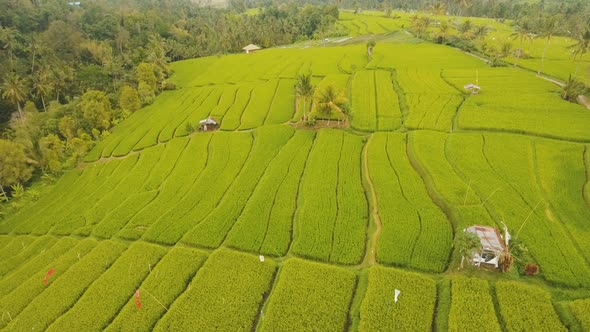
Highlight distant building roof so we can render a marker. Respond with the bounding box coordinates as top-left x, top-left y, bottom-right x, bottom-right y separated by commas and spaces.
466, 225, 506, 253
242, 44, 261, 51
199, 117, 217, 125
